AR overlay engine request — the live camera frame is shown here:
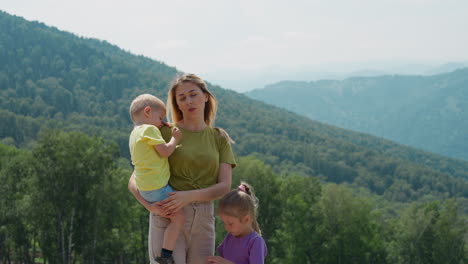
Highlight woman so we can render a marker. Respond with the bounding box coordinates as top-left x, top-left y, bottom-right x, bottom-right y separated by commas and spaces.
128, 73, 236, 264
